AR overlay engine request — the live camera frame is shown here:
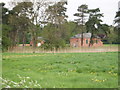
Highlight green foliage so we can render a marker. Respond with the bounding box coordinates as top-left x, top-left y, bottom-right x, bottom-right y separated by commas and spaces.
1, 3, 9, 24
74, 4, 88, 46
1, 2, 119, 51
98, 24, 110, 35
9, 2, 33, 46
107, 27, 118, 44
41, 24, 66, 50
74, 4, 88, 24
1, 3, 13, 51
46, 1, 68, 24
115, 11, 120, 23
57, 22, 78, 43
1, 2, 34, 50
86, 8, 103, 45
86, 8, 103, 31
102, 26, 119, 44
41, 2, 68, 50
2, 24, 12, 51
